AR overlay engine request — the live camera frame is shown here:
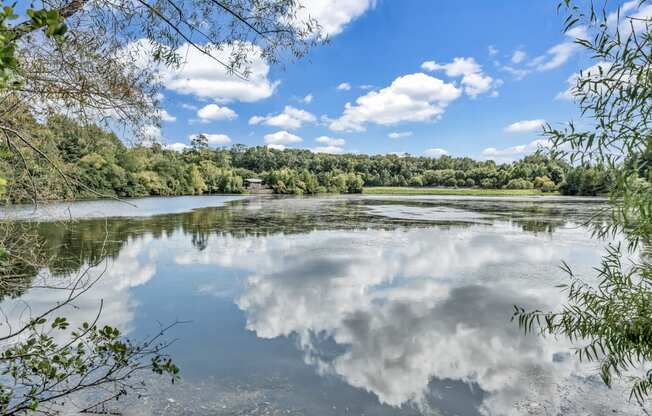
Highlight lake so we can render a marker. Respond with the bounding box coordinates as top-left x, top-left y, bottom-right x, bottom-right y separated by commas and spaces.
2, 194, 643, 415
